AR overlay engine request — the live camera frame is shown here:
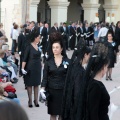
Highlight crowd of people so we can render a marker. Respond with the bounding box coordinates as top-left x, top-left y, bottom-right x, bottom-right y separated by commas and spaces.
0, 19, 120, 120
